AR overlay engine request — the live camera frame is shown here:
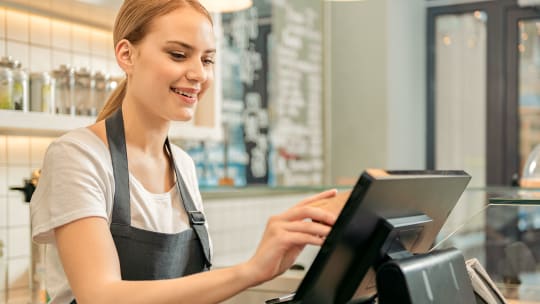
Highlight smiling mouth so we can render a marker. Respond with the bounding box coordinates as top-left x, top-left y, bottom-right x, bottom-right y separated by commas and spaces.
171, 87, 197, 99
